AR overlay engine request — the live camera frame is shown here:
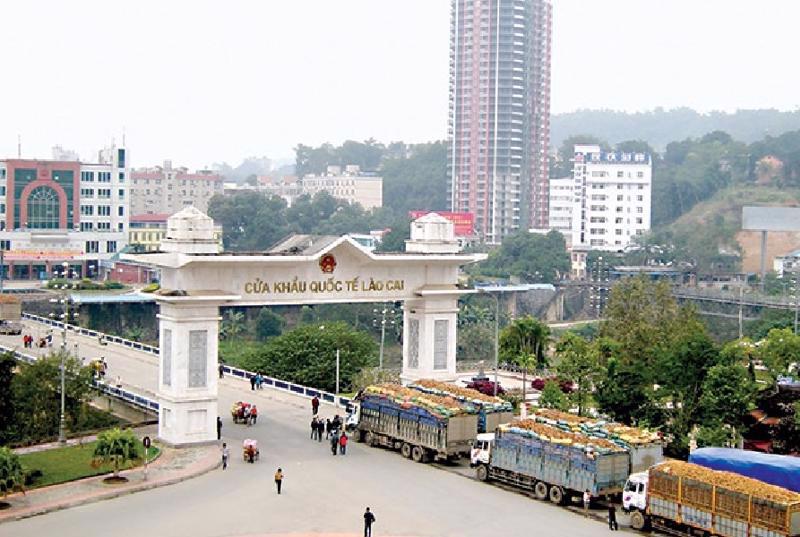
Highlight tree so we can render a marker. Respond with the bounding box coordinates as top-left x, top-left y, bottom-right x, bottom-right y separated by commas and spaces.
219, 310, 246, 341
12, 352, 93, 443
471, 230, 570, 283
539, 380, 568, 411
0, 447, 24, 498
0, 353, 15, 444
92, 428, 141, 479
247, 322, 377, 392
757, 327, 800, 381
376, 217, 410, 253
555, 333, 603, 416
500, 317, 550, 415
595, 357, 658, 426
255, 308, 284, 341
699, 363, 755, 429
